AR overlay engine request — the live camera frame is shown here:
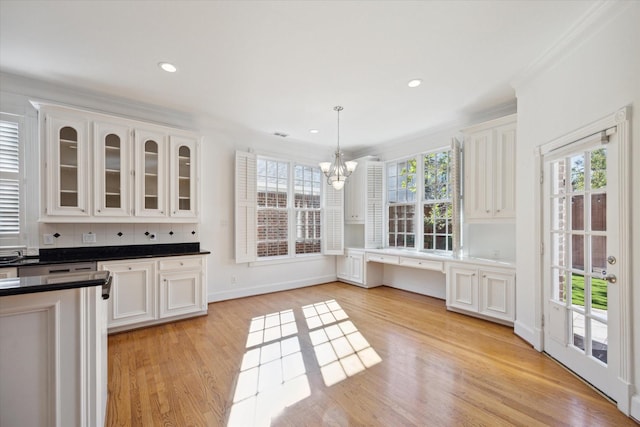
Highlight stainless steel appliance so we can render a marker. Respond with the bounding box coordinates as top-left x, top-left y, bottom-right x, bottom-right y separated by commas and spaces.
18, 261, 97, 277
